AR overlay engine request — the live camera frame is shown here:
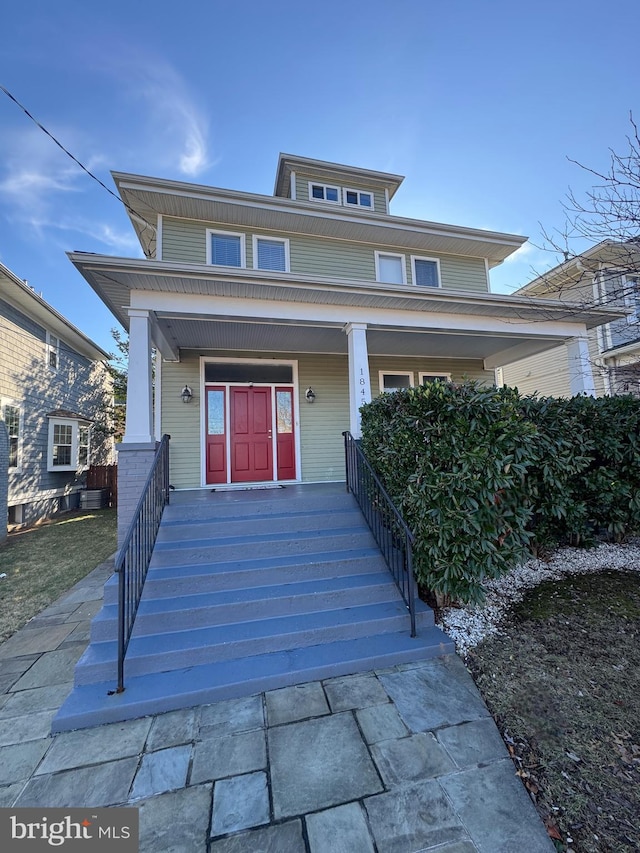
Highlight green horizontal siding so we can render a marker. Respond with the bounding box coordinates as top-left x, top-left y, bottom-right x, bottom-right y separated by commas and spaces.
368, 356, 493, 396
162, 217, 488, 292
435, 256, 487, 292
162, 218, 207, 263
161, 350, 499, 490
500, 334, 607, 398
161, 357, 202, 489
